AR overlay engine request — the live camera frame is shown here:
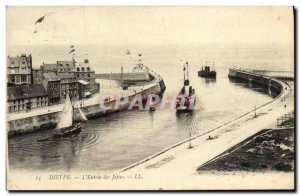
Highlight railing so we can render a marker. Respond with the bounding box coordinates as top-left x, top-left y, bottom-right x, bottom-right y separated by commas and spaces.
277, 110, 294, 128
